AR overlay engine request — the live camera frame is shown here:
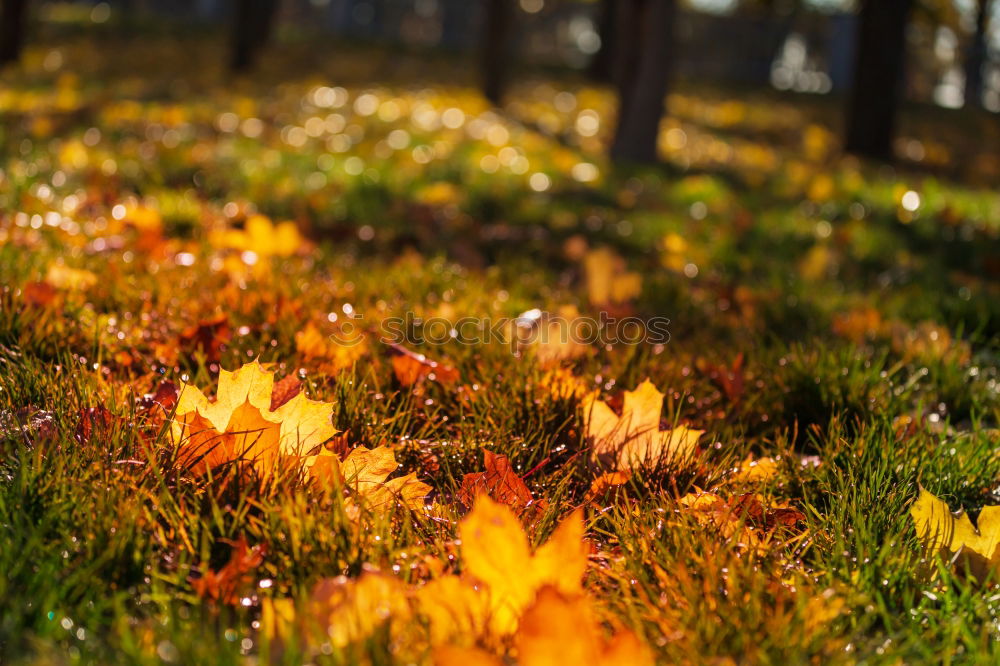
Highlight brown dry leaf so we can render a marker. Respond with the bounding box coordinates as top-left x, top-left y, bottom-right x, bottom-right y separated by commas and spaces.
458, 450, 546, 518
190, 536, 267, 605
697, 352, 745, 405
583, 380, 703, 471
74, 406, 120, 445
138, 380, 179, 428
387, 343, 459, 386
170, 361, 336, 478
888, 320, 971, 365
